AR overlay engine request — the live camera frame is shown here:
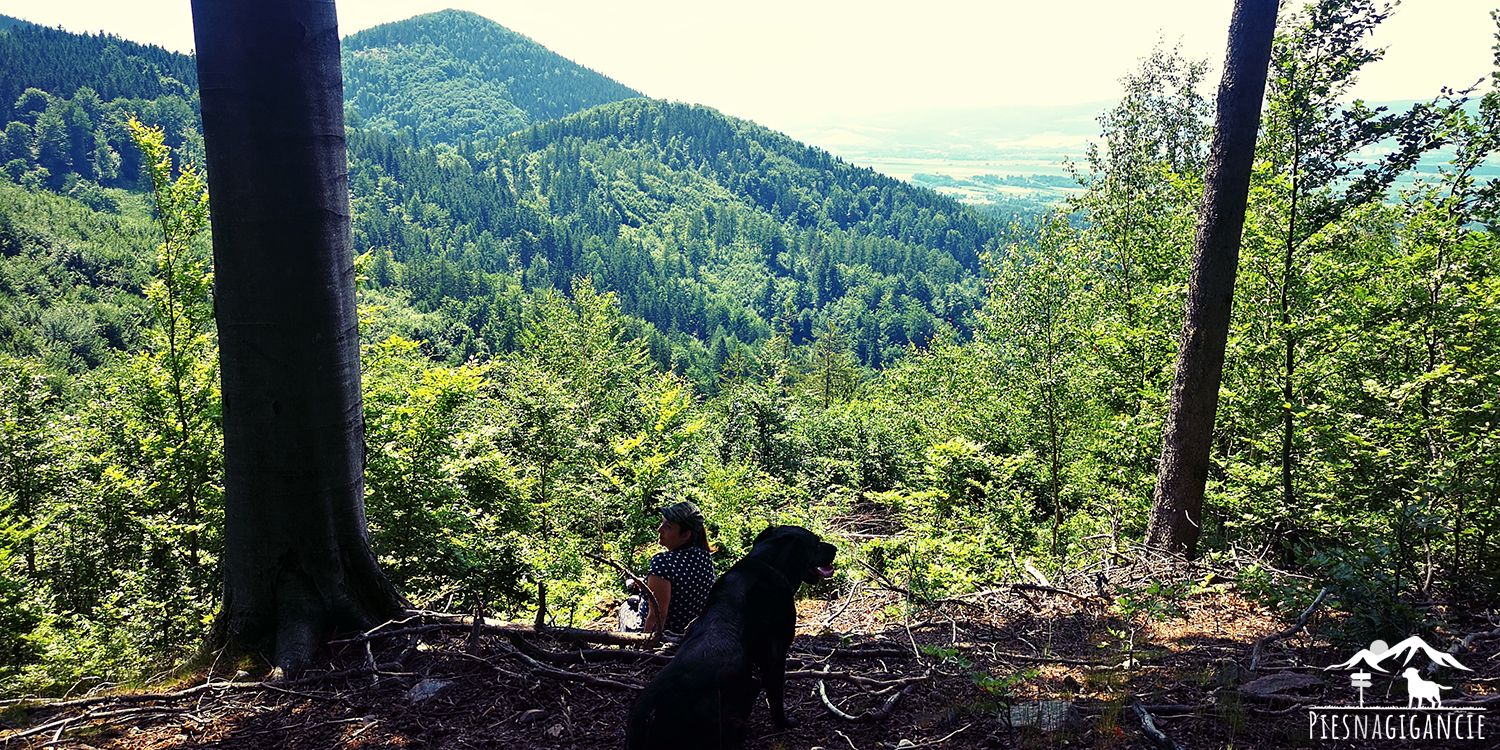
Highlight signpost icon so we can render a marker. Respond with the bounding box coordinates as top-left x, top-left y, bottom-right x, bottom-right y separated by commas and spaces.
1350, 671, 1372, 706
